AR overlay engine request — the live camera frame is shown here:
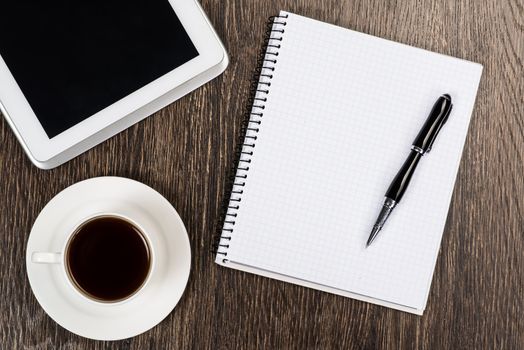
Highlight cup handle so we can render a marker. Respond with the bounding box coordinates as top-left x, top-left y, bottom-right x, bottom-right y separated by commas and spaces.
31, 252, 62, 264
